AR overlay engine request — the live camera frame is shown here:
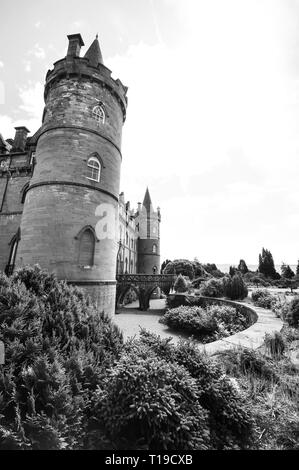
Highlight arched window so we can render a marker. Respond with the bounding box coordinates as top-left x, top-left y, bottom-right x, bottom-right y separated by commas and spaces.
92, 105, 105, 124
77, 228, 96, 268
125, 257, 128, 273
126, 232, 128, 245
87, 156, 101, 182
130, 259, 133, 273
152, 244, 157, 254
5, 229, 20, 276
